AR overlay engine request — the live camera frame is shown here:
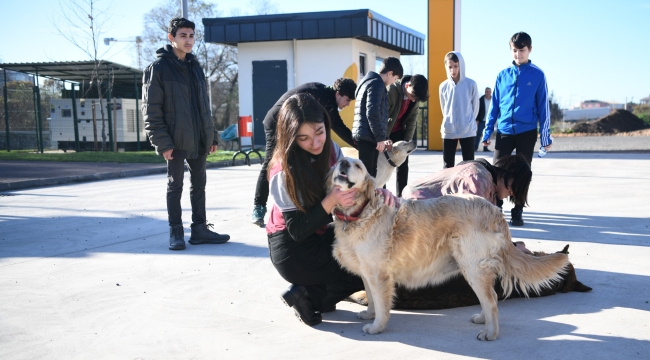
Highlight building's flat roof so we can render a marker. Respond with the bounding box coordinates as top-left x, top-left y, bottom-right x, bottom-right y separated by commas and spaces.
203, 9, 425, 55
